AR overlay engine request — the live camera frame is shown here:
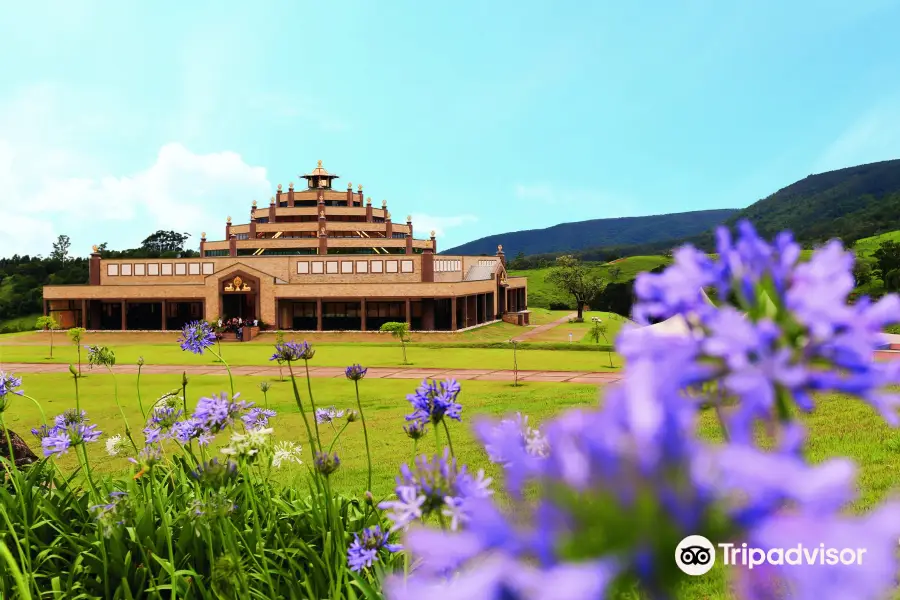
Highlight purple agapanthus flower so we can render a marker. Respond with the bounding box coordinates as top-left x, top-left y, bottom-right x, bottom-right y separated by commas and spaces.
144, 404, 183, 441
172, 417, 204, 445
270, 340, 315, 363
380, 449, 492, 533
90, 491, 131, 538
345, 364, 368, 381
405, 379, 463, 426
347, 525, 402, 572
242, 407, 276, 430
42, 421, 102, 458
315, 406, 345, 424
31, 424, 56, 440
0, 370, 23, 400
193, 392, 253, 433
313, 451, 341, 476
178, 320, 217, 355
403, 420, 428, 440
54, 408, 88, 429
